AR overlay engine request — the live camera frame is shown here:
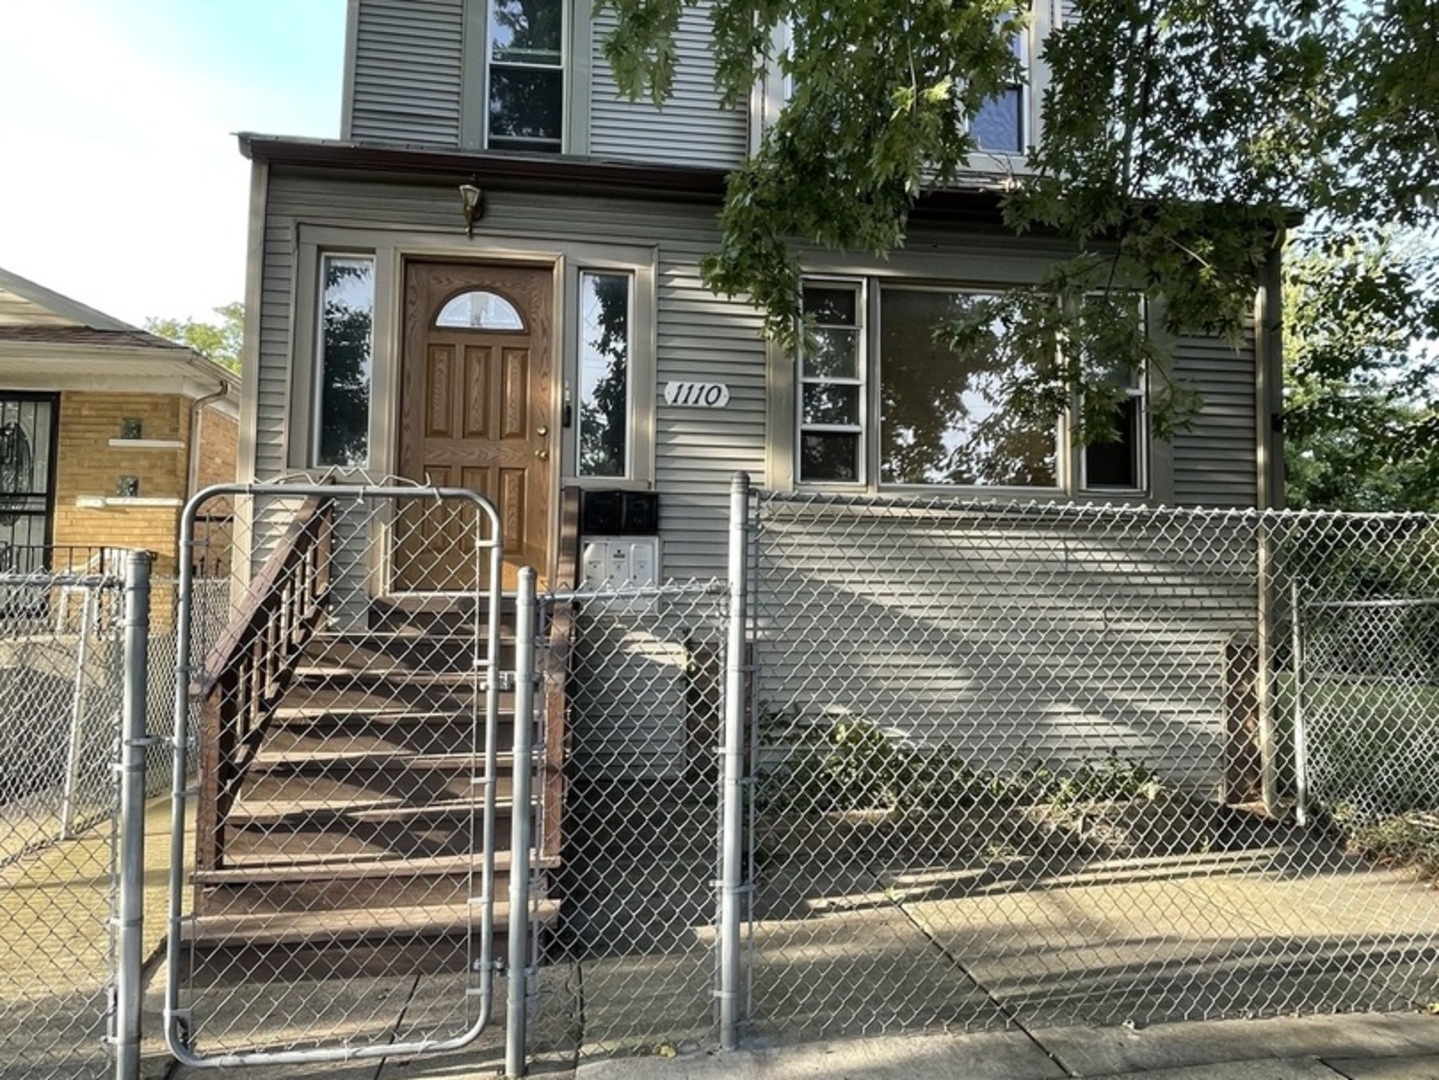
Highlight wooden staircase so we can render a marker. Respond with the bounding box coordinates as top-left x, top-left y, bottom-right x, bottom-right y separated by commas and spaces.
184, 498, 566, 984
